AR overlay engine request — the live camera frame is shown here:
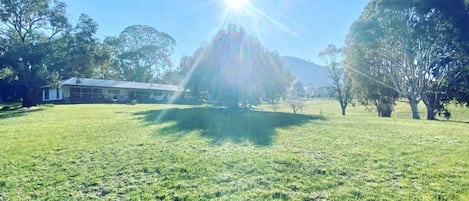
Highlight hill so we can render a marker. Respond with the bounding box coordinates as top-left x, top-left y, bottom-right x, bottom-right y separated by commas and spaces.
282, 56, 332, 88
